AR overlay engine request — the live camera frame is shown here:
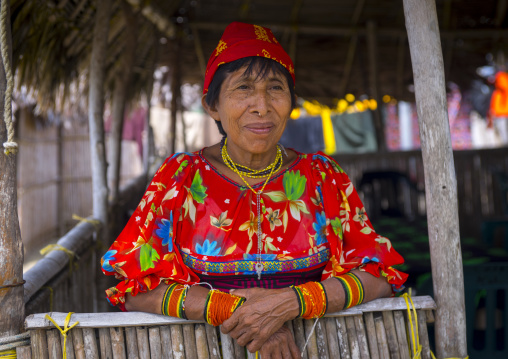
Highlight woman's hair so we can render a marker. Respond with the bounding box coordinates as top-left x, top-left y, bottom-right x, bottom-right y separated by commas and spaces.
204, 56, 296, 137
